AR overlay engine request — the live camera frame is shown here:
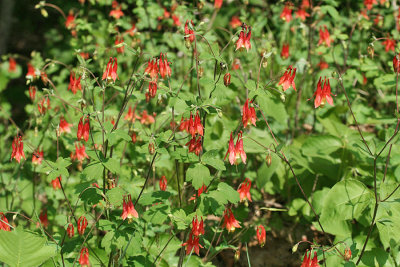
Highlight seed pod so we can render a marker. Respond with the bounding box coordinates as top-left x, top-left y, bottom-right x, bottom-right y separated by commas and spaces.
224, 73, 231, 86
148, 142, 155, 155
